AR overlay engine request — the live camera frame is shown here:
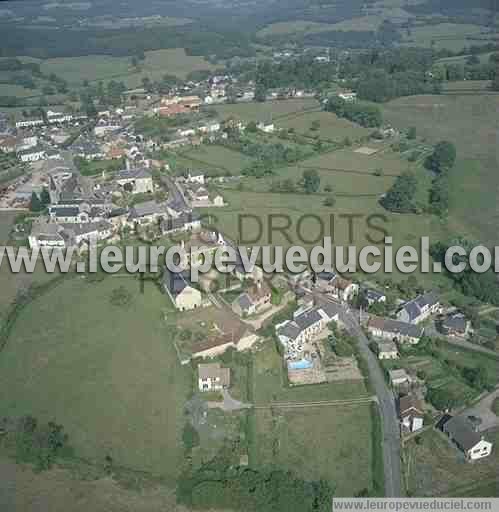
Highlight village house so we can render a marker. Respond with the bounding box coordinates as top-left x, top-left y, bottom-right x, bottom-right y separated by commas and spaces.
160, 210, 201, 236
367, 316, 423, 344
127, 200, 170, 226
338, 92, 357, 102
257, 122, 275, 133
396, 292, 440, 324
330, 276, 359, 303
389, 368, 411, 388
198, 363, 231, 392
232, 280, 272, 317
62, 220, 114, 248
365, 289, 387, 306
399, 395, 424, 433
377, 341, 398, 360
162, 269, 202, 311
439, 313, 470, 337
186, 170, 205, 185
48, 203, 95, 224
276, 302, 340, 361
28, 221, 67, 249
441, 415, 493, 461
115, 167, 153, 194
